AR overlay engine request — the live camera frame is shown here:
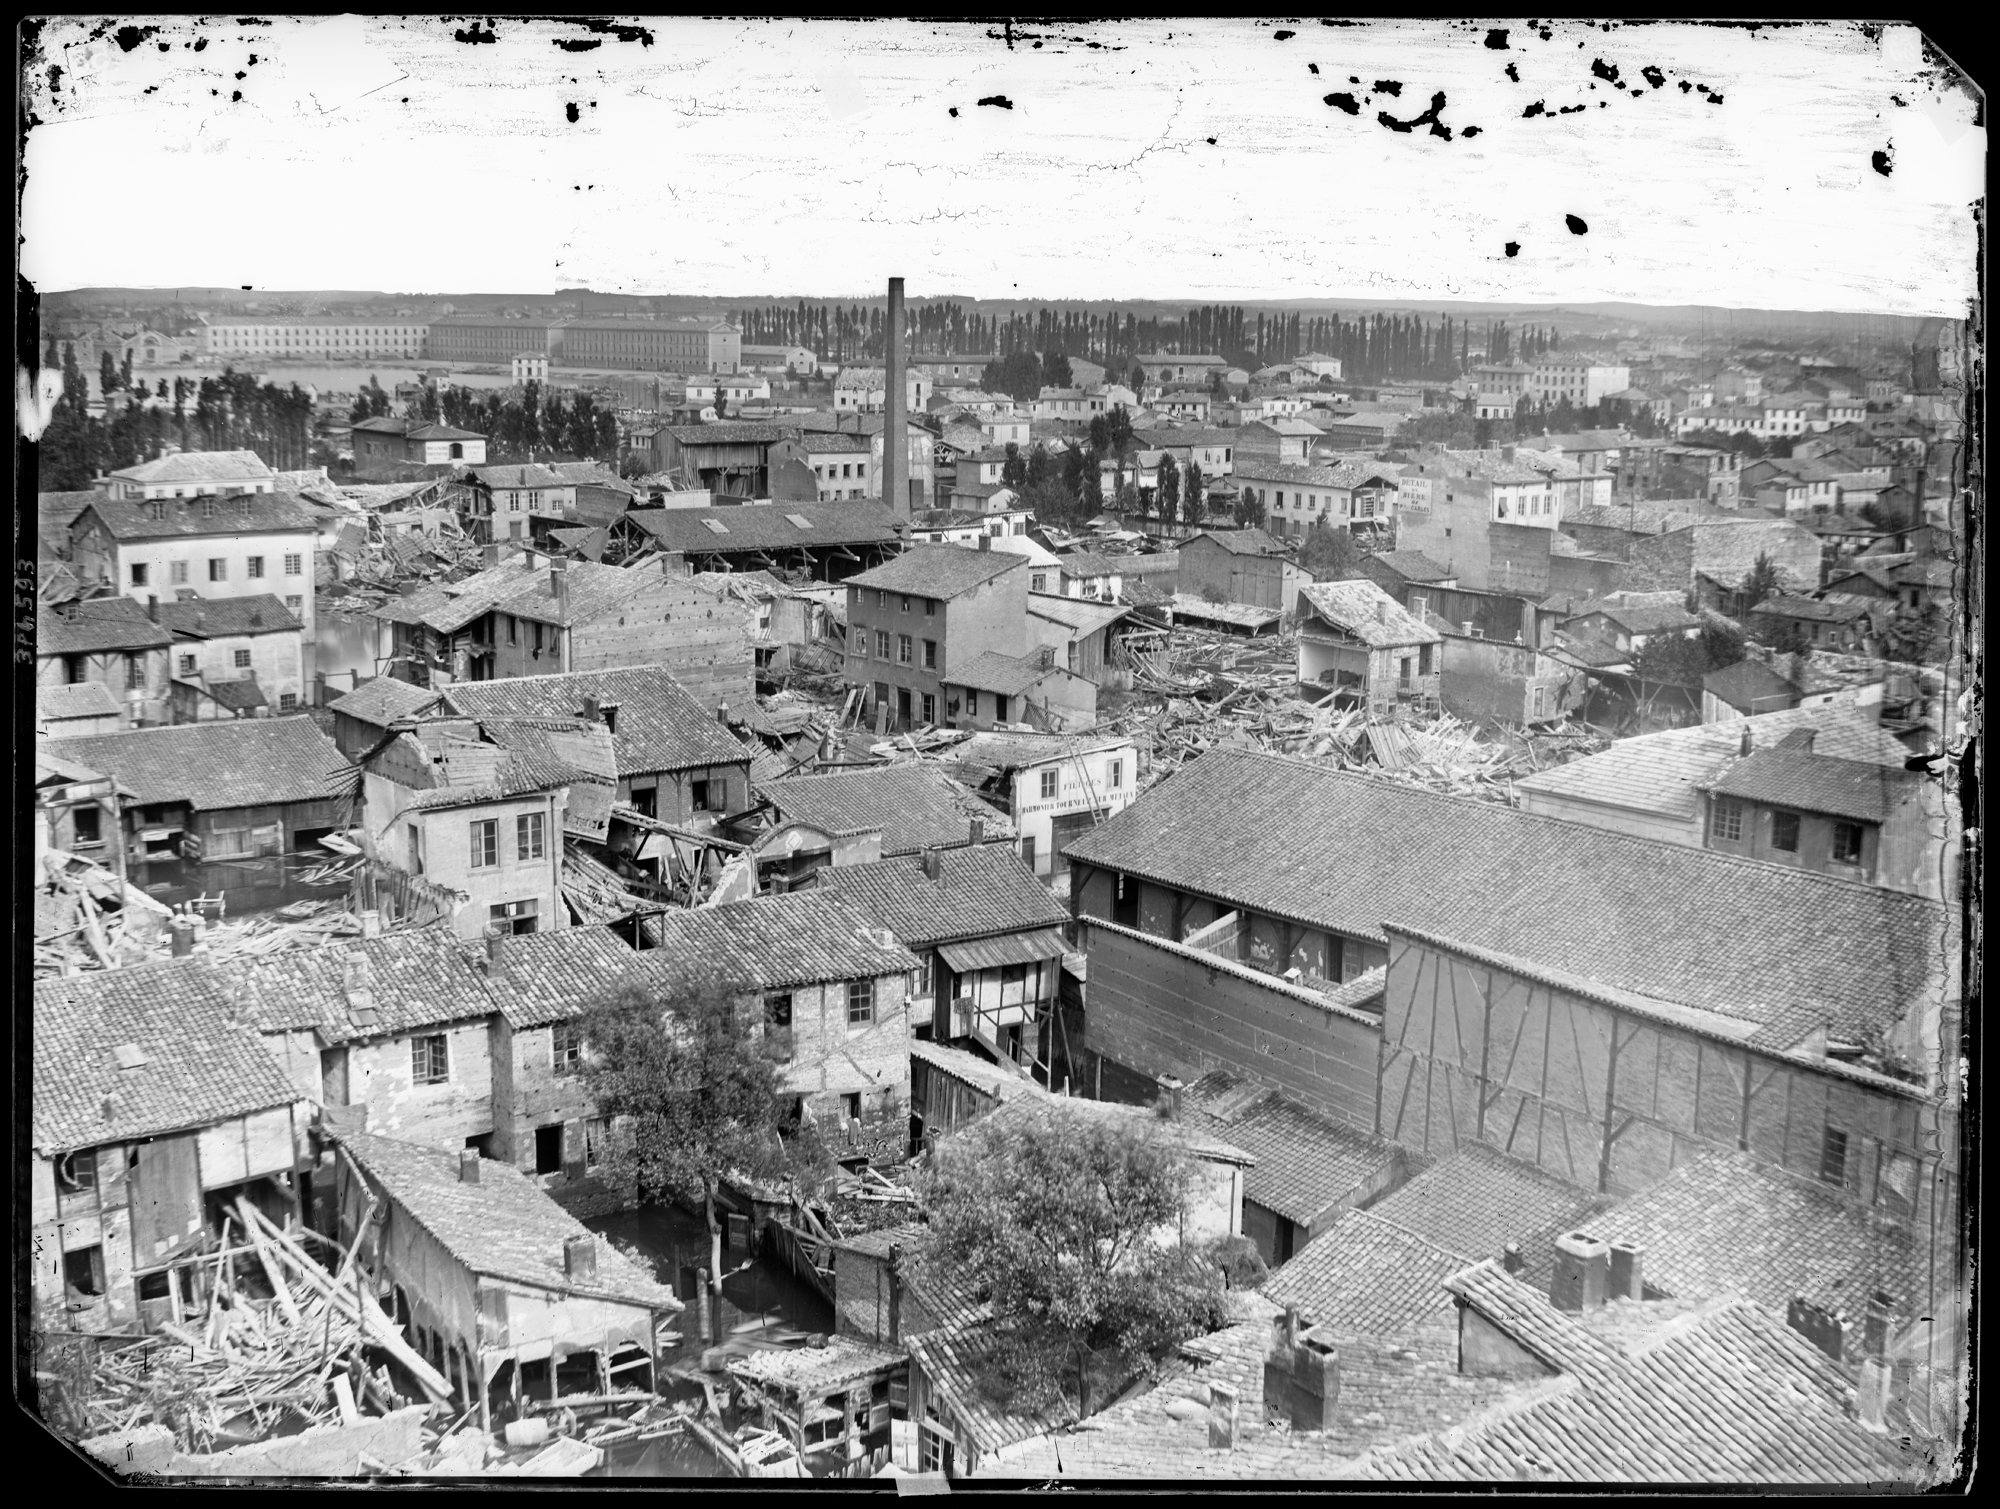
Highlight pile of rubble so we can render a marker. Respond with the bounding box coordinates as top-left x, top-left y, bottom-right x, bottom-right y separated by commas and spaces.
1107, 625, 1609, 800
